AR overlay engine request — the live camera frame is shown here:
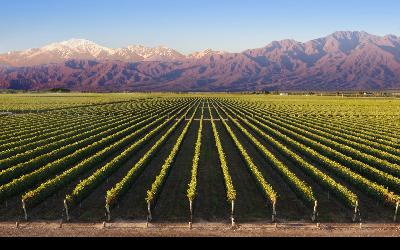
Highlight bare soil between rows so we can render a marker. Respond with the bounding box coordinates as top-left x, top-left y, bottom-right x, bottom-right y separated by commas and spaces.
0, 221, 399, 237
